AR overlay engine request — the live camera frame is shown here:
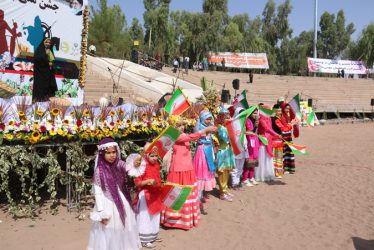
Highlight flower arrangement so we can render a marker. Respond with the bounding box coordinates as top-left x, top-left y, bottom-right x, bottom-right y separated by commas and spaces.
0, 101, 197, 145
78, 5, 89, 88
